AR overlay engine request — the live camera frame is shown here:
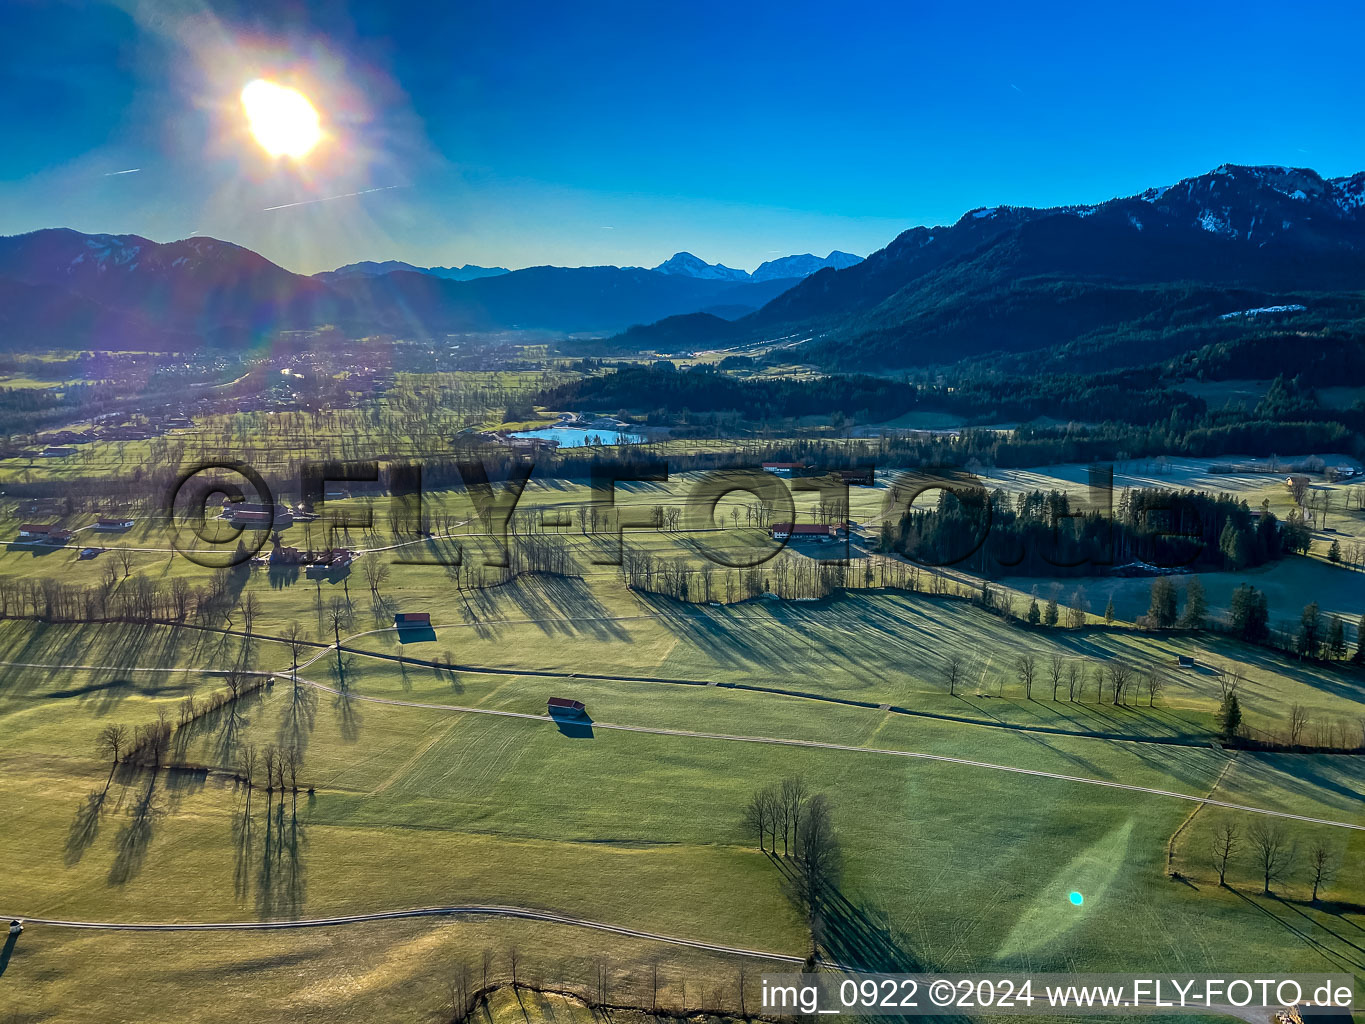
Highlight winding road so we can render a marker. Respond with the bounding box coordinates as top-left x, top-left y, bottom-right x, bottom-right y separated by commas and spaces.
0, 905, 812, 964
